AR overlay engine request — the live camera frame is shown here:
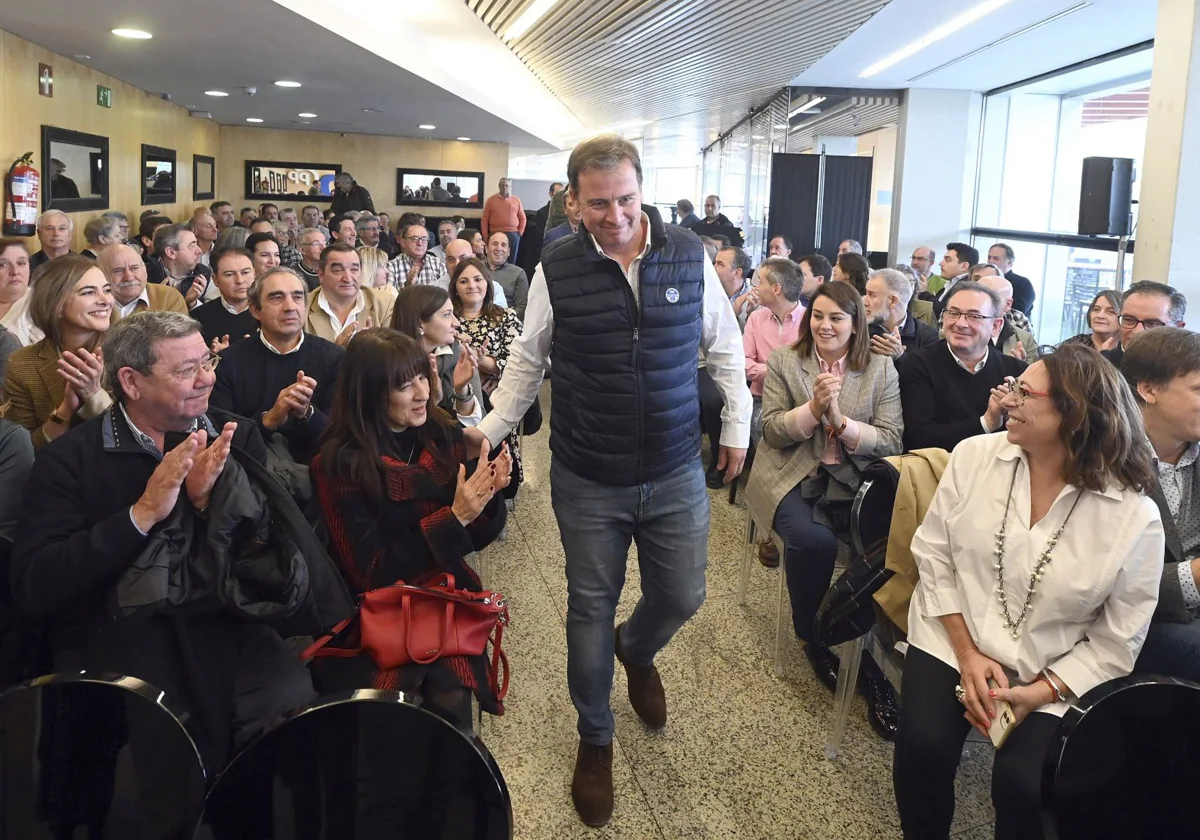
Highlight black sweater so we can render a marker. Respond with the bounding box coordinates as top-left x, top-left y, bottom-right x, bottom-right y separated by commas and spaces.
898, 340, 1027, 453
193, 298, 257, 347
210, 333, 343, 464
